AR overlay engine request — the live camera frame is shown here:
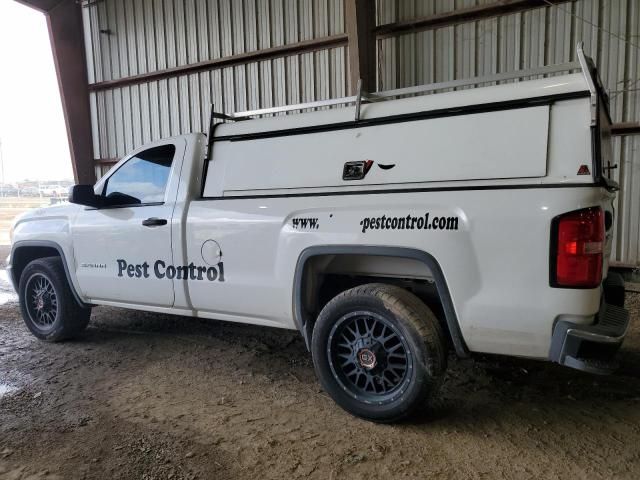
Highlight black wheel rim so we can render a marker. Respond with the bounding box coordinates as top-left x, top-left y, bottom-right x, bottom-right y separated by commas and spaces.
327, 310, 412, 404
24, 273, 58, 331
